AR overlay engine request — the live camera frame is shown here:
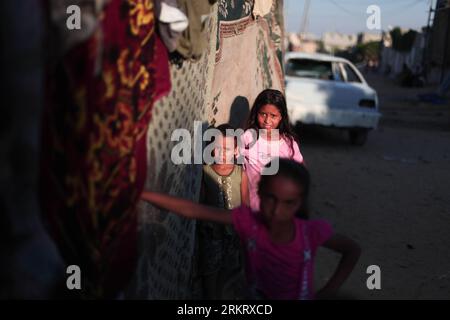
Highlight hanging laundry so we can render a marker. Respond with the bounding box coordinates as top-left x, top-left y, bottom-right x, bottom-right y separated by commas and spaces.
155, 0, 189, 52
252, 0, 273, 18
175, 0, 217, 61
40, 0, 171, 299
